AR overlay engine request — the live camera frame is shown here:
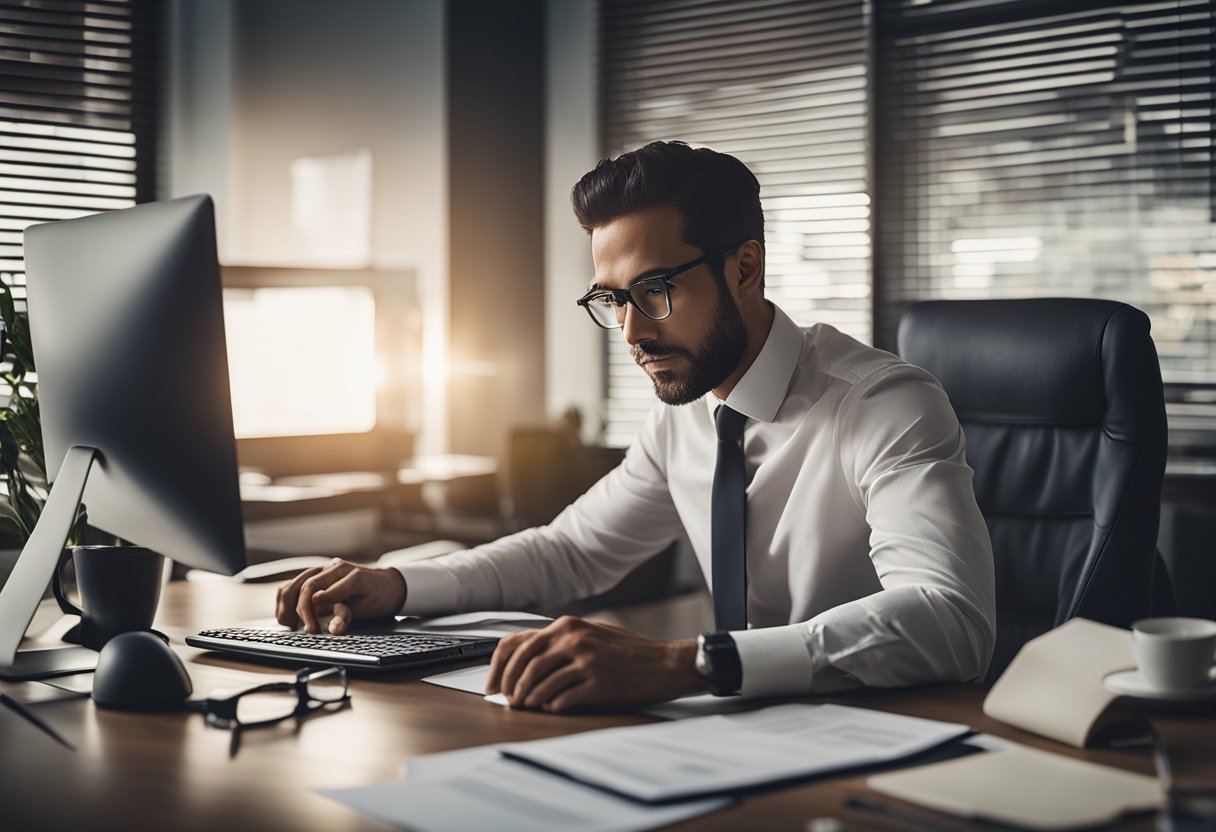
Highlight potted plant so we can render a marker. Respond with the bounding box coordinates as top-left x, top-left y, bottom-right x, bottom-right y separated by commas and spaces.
0, 280, 87, 586
0, 281, 48, 540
